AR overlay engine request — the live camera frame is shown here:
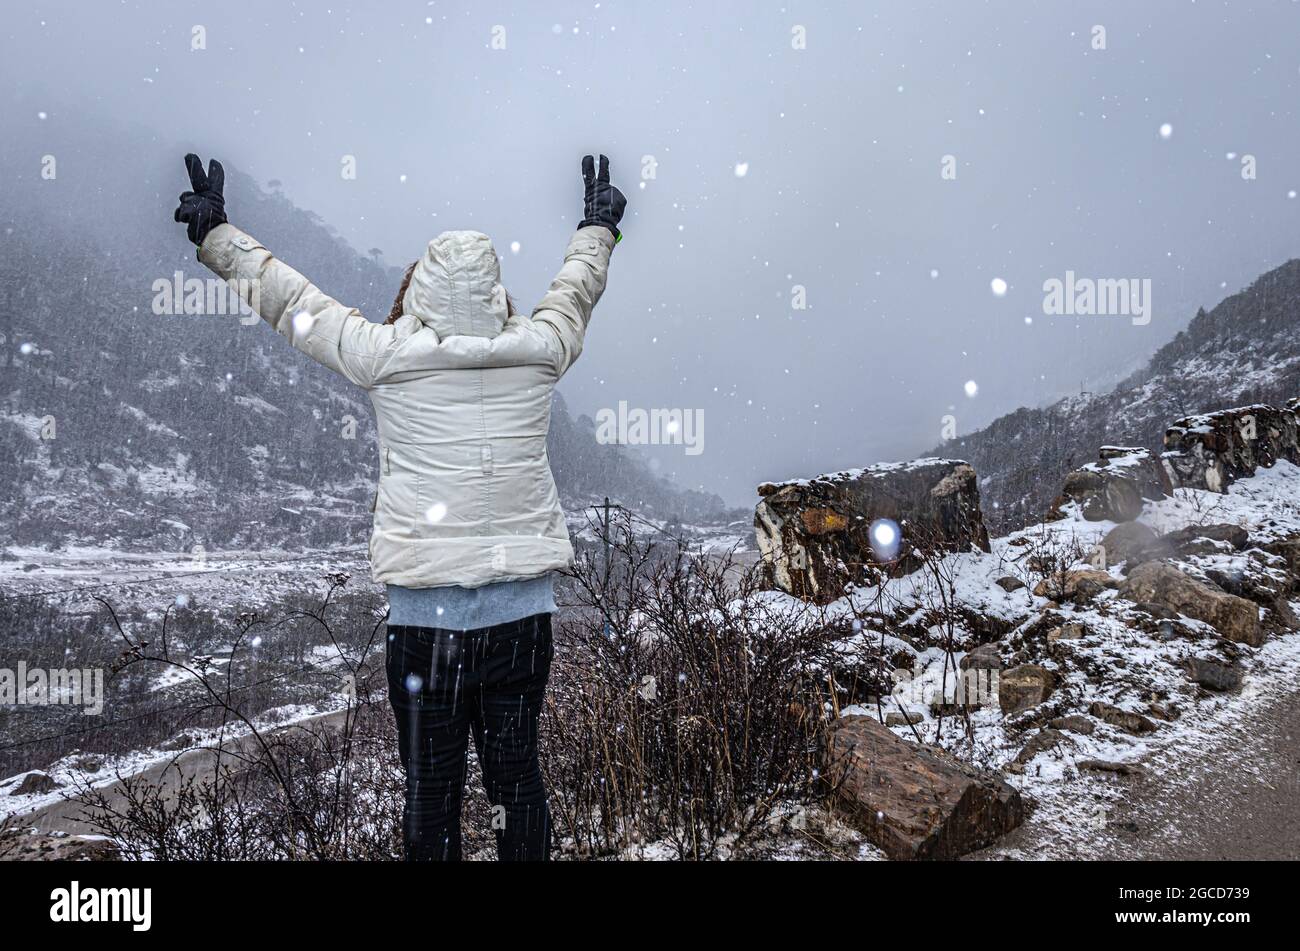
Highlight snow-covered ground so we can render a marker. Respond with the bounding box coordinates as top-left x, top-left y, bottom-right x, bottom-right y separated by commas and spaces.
780, 461, 1300, 856
4, 465, 1296, 857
